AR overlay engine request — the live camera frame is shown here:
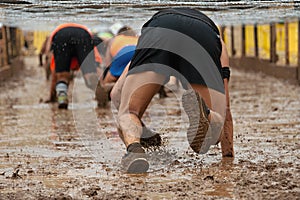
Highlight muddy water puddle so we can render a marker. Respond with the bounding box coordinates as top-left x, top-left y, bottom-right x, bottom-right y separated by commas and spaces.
0, 56, 299, 199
